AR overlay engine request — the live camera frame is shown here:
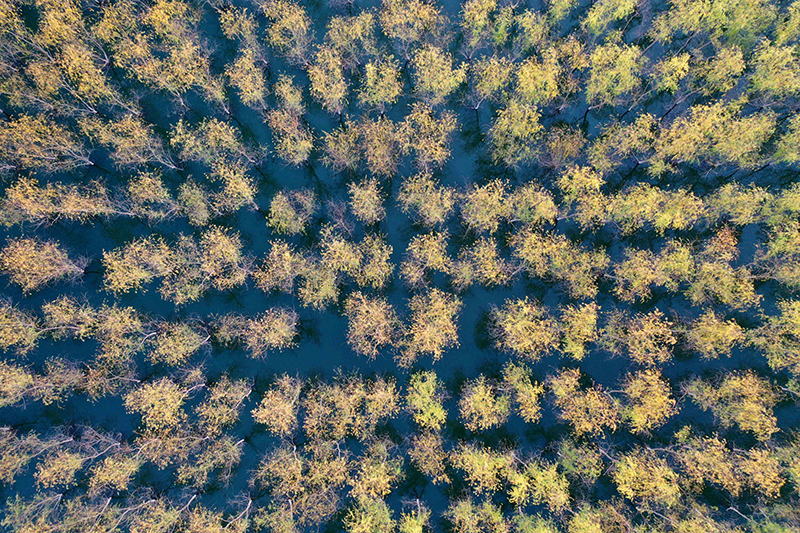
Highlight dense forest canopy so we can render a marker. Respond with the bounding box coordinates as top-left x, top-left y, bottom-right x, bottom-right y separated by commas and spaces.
2, 0, 800, 531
